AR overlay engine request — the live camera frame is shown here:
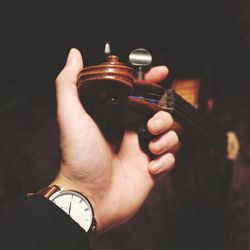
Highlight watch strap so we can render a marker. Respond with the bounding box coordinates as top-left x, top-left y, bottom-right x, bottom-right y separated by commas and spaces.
35, 185, 61, 198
